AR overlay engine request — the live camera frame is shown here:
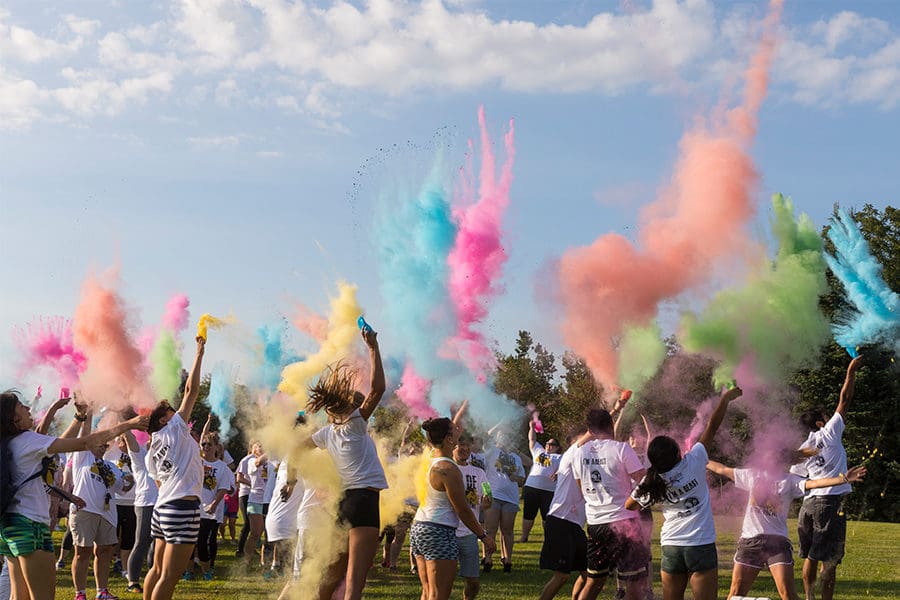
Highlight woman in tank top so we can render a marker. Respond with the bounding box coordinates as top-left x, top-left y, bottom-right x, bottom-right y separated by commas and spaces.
411, 417, 495, 600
